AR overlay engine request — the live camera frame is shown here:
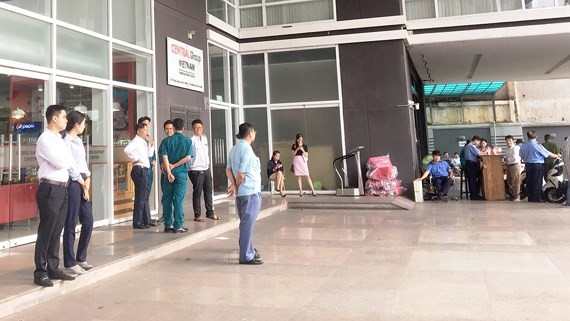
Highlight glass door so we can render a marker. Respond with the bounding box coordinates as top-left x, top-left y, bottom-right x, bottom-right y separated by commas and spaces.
0, 74, 45, 248
211, 107, 229, 196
